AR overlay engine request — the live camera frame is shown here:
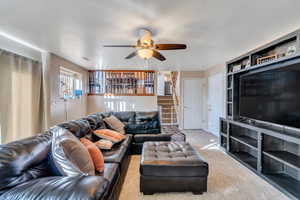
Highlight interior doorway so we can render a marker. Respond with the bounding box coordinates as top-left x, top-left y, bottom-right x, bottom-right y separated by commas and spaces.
183, 78, 203, 129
